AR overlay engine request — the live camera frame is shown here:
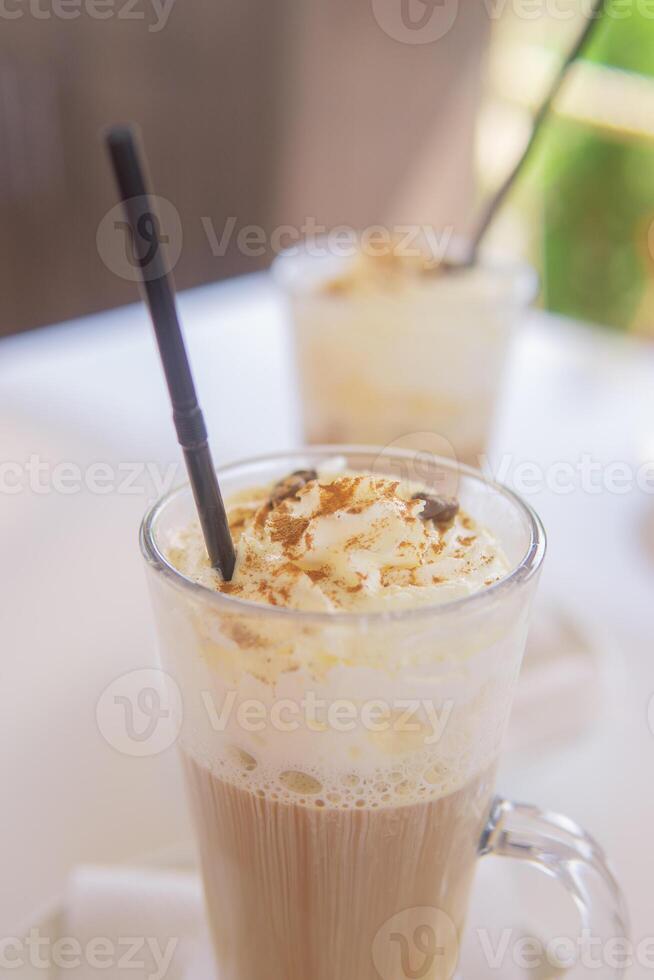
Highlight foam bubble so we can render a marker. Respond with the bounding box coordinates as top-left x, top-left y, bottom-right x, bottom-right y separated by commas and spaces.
180, 732, 502, 811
